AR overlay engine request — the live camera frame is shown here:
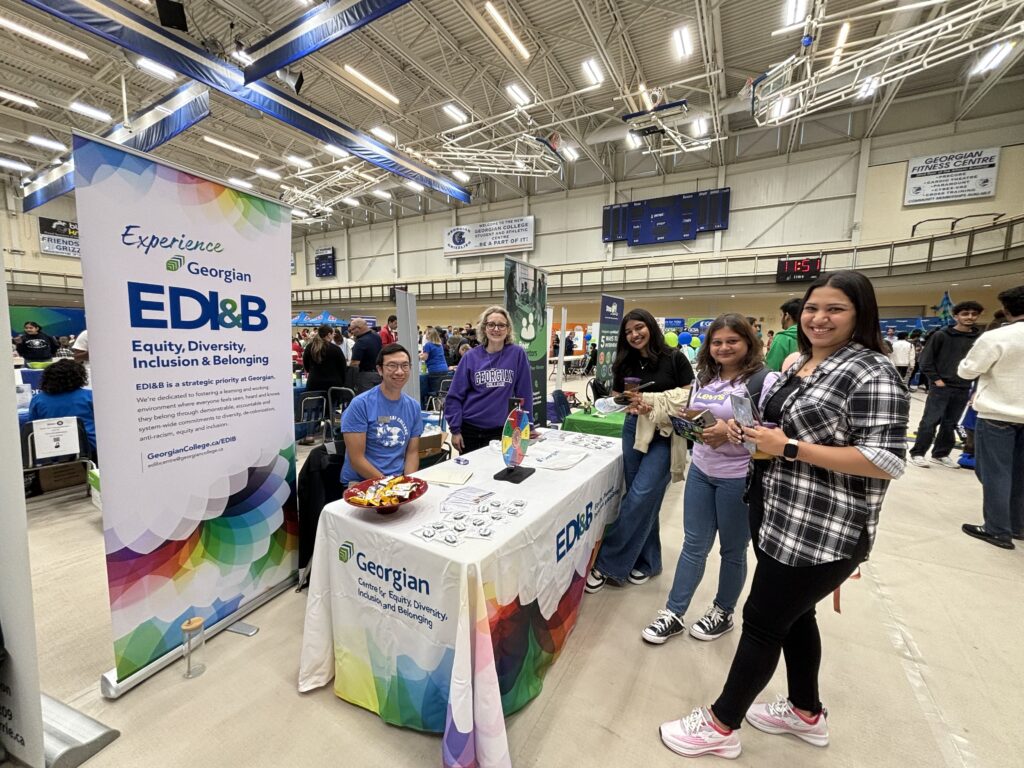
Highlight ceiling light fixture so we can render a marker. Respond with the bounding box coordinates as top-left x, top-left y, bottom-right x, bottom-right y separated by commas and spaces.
369, 126, 396, 144
27, 135, 66, 151
582, 58, 604, 86
227, 177, 253, 189
255, 167, 281, 180
505, 83, 530, 107
231, 44, 254, 66
971, 40, 1016, 75
70, 101, 112, 122
784, 0, 808, 27
0, 88, 38, 108
323, 144, 350, 158
673, 26, 693, 59
443, 103, 468, 123
137, 57, 177, 80
770, 96, 792, 120
453, 170, 471, 183
343, 64, 399, 104
341, 197, 360, 206
0, 15, 90, 60
856, 75, 879, 99
484, 2, 530, 60
693, 117, 707, 137
639, 83, 653, 110
371, 189, 391, 200
0, 156, 33, 173
285, 154, 313, 168
626, 132, 642, 149
405, 180, 424, 192
831, 22, 850, 68
203, 134, 259, 159
291, 208, 308, 217
562, 146, 579, 161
